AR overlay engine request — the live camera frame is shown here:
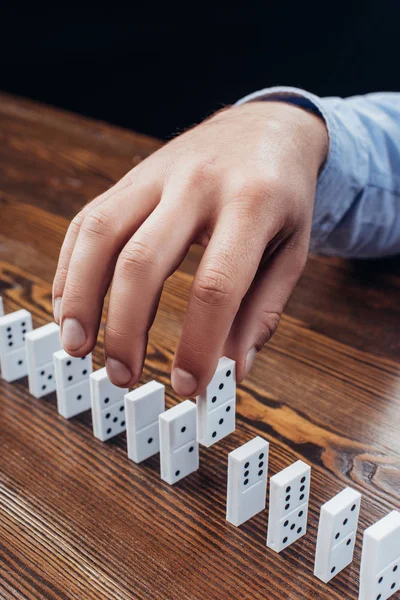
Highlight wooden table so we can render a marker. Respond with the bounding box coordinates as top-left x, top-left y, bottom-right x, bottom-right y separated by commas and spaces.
0, 92, 399, 600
